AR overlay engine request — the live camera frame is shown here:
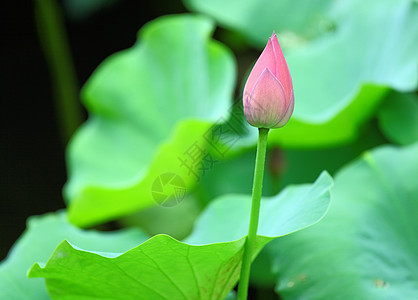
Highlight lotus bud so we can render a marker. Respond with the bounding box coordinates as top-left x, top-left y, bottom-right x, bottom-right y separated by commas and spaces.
243, 32, 294, 129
